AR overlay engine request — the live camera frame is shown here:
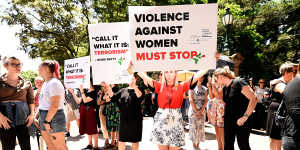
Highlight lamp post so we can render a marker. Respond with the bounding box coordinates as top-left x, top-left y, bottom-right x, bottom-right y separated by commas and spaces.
222, 8, 233, 56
